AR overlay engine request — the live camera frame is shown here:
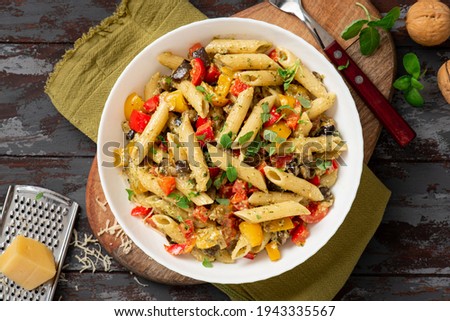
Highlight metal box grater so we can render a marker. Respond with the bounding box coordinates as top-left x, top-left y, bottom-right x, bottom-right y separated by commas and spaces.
0, 185, 78, 301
